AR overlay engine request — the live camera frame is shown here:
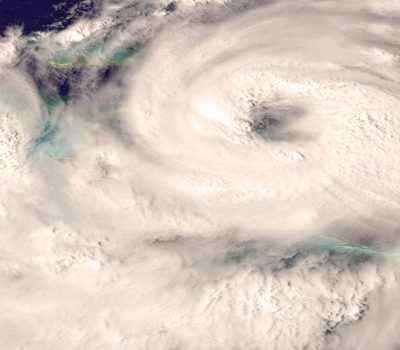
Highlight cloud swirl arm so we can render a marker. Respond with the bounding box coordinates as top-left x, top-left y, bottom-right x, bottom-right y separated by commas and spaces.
0, 1, 400, 349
